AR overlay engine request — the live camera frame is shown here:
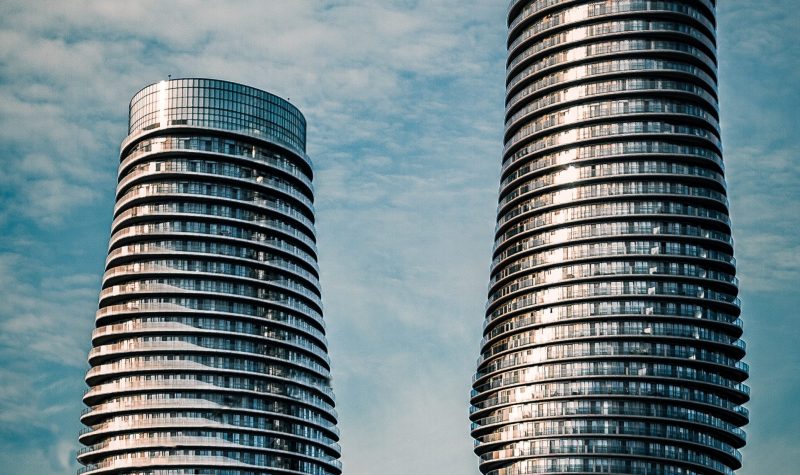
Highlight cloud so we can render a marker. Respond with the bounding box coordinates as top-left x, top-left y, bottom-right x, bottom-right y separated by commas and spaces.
716, 2, 800, 474
0, 252, 95, 474
725, 144, 800, 292
718, 1, 800, 294
0, 0, 504, 228
0, 253, 97, 366
0, 1, 504, 473
1, 0, 796, 474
